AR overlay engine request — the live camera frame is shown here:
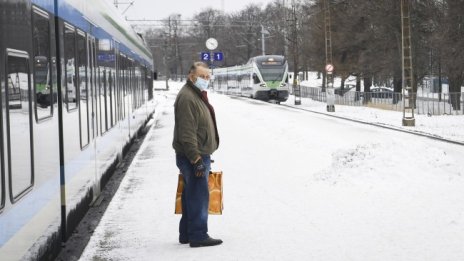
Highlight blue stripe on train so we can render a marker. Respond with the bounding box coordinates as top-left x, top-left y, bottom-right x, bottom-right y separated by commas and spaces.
31, 0, 154, 69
